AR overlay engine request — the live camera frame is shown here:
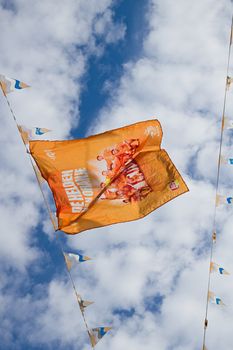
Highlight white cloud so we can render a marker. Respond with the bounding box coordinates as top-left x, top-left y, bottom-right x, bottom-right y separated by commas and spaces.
0, 0, 126, 348
1, 0, 233, 349
77, 0, 233, 349
0, 0, 125, 263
